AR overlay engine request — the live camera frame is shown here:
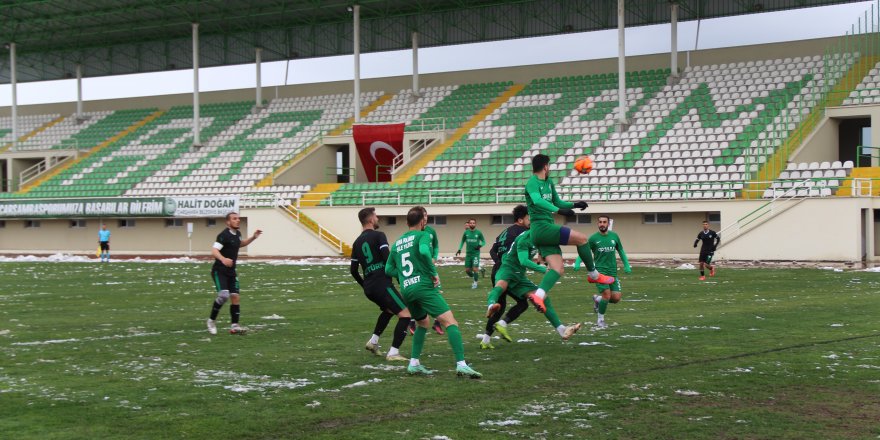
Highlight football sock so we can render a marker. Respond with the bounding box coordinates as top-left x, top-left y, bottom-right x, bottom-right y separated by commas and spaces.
445, 324, 466, 362
597, 313, 605, 323
369, 334, 380, 345
543, 296, 562, 328
556, 325, 567, 337
481, 334, 491, 344
209, 300, 223, 320
373, 311, 393, 336
487, 286, 504, 305
230, 304, 240, 324
392, 318, 410, 349
411, 326, 427, 361
456, 360, 468, 368
504, 299, 529, 324
387, 347, 400, 357
576, 244, 597, 272
536, 269, 561, 299
409, 358, 420, 367
497, 319, 508, 327
598, 298, 609, 314
700, 269, 705, 276
473, 271, 479, 282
